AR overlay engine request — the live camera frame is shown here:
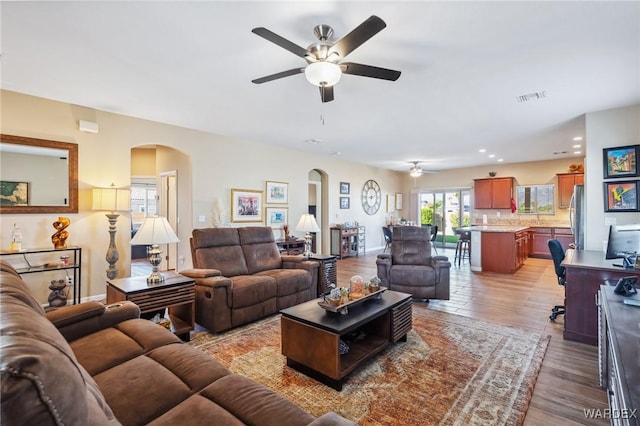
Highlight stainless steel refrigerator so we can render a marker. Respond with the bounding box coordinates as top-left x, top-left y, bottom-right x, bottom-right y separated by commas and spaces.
569, 184, 585, 249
